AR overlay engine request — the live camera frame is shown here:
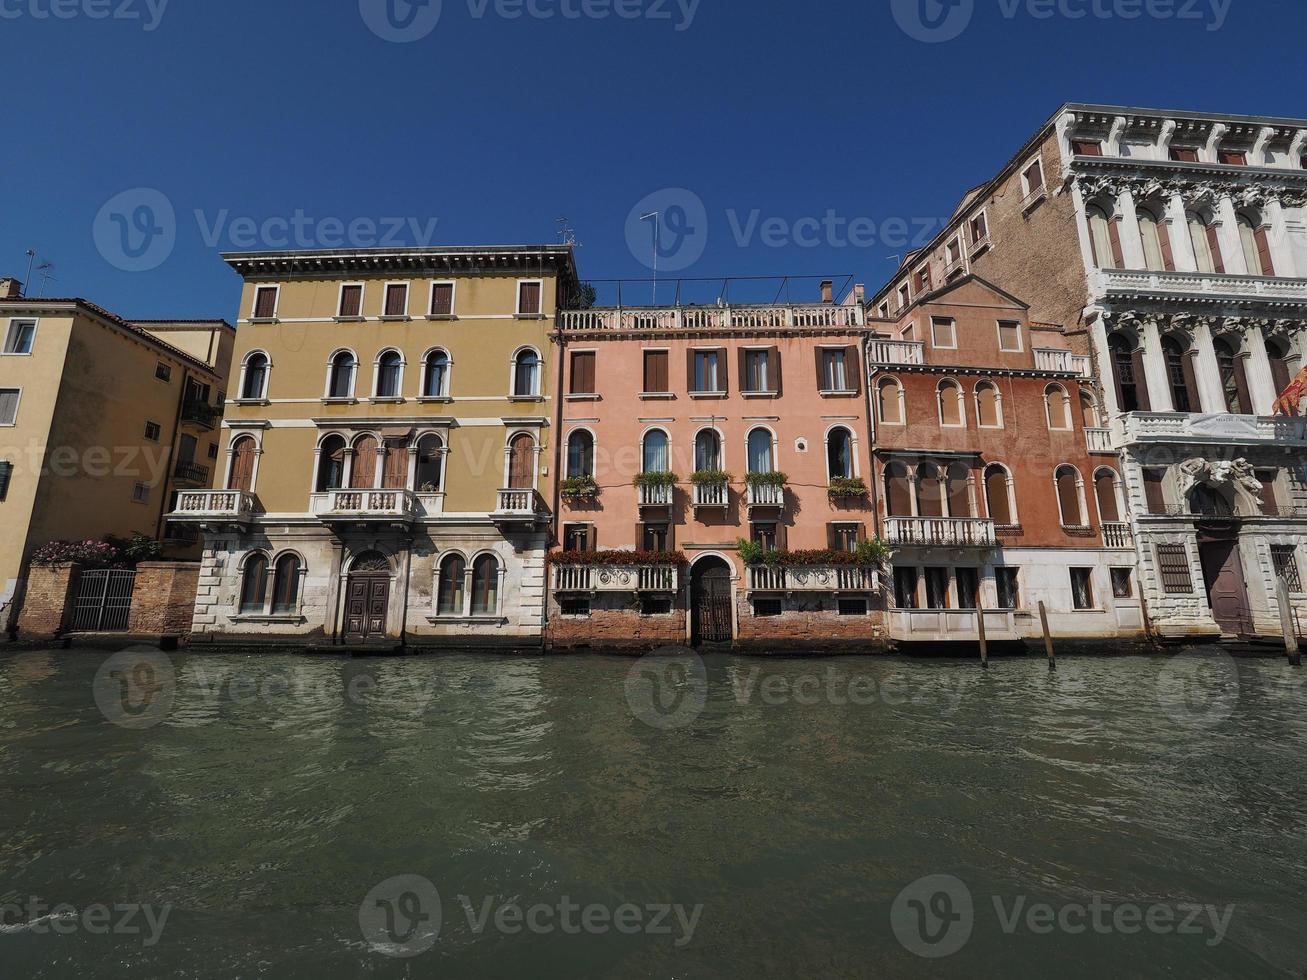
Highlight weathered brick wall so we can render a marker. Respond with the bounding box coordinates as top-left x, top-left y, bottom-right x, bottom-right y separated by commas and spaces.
16, 563, 81, 638
128, 562, 201, 637
547, 597, 688, 651
736, 595, 886, 651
